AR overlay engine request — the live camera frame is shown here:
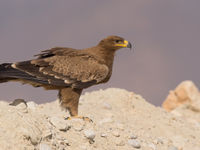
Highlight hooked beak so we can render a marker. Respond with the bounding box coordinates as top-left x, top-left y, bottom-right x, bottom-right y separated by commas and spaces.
115, 40, 132, 50
126, 41, 132, 49
123, 40, 132, 50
